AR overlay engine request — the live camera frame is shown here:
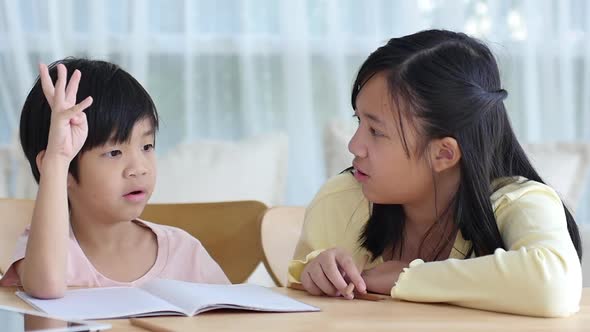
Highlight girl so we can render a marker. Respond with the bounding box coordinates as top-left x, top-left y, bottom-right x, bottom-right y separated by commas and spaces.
289, 30, 582, 317
0, 59, 230, 298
